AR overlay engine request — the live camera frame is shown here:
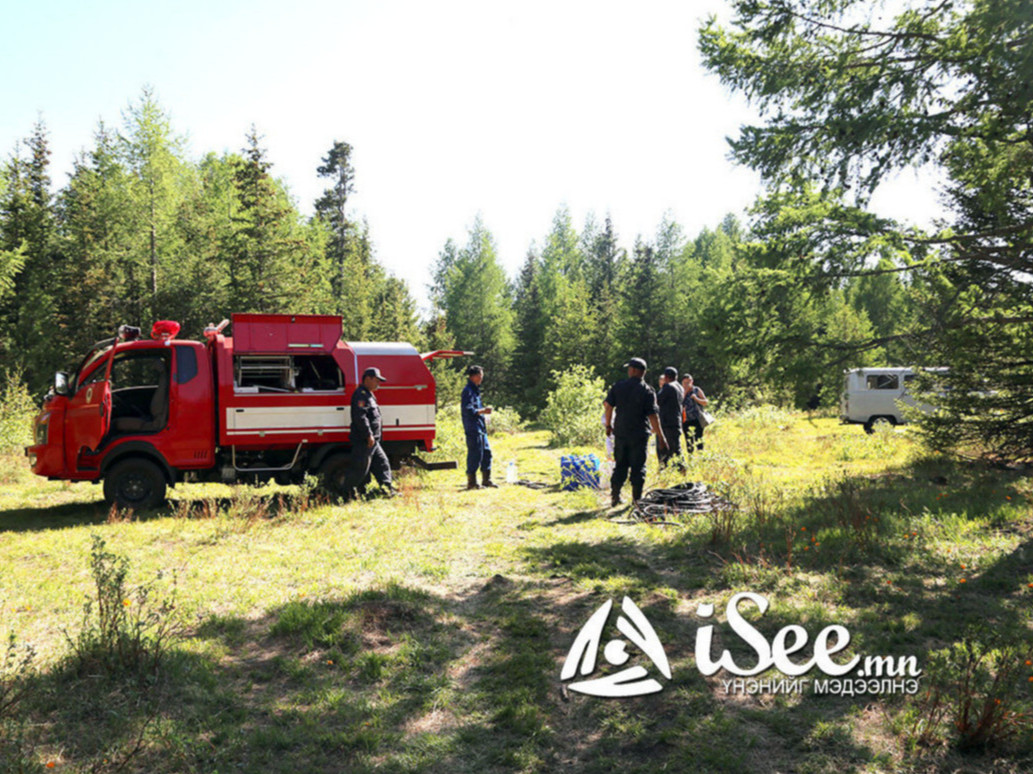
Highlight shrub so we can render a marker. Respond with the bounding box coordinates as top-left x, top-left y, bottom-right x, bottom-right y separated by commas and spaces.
1, 625, 34, 722
66, 535, 183, 678
486, 406, 524, 436
905, 630, 1033, 751
0, 371, 34, 454
540, 366, 606, 448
